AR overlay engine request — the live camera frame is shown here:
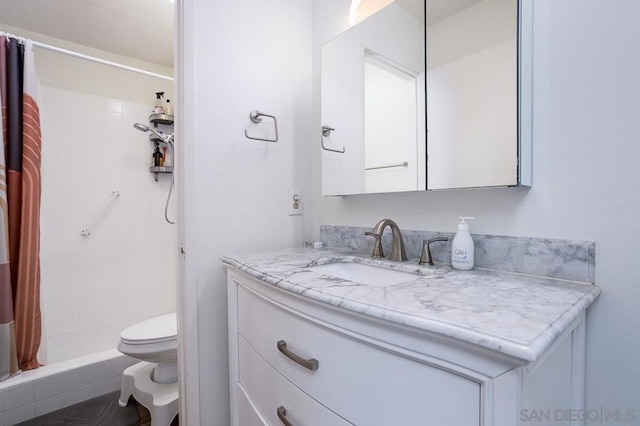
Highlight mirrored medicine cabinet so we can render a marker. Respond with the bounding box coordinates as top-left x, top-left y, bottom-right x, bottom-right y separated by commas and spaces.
320, 0, 532, 196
